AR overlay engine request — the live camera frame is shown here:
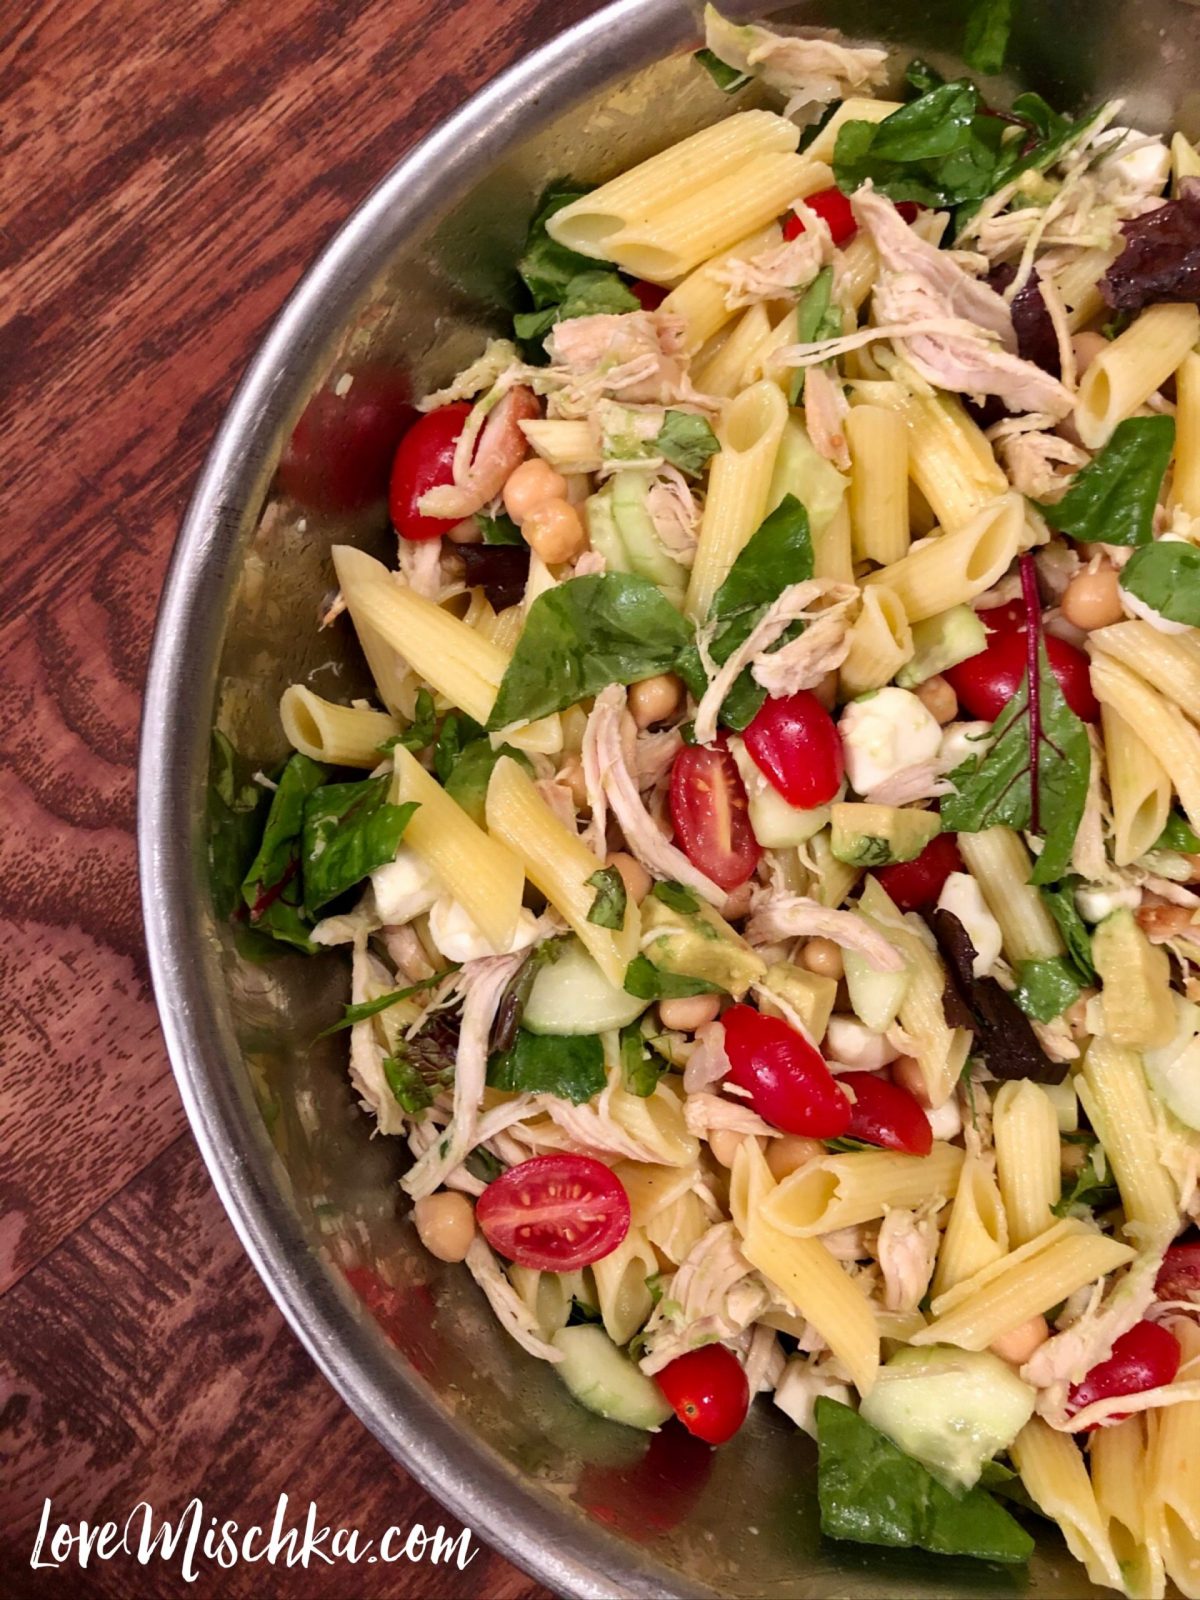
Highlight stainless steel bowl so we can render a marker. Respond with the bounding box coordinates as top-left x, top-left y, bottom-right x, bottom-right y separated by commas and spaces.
140, 2, 1200, 1593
